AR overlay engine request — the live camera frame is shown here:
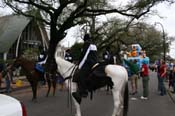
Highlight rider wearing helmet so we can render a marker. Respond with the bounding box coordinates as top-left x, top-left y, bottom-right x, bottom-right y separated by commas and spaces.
72, 34, 98, 103
35, 48, 47, 85
64, 49, 73, 62
103, 46, 113, 64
